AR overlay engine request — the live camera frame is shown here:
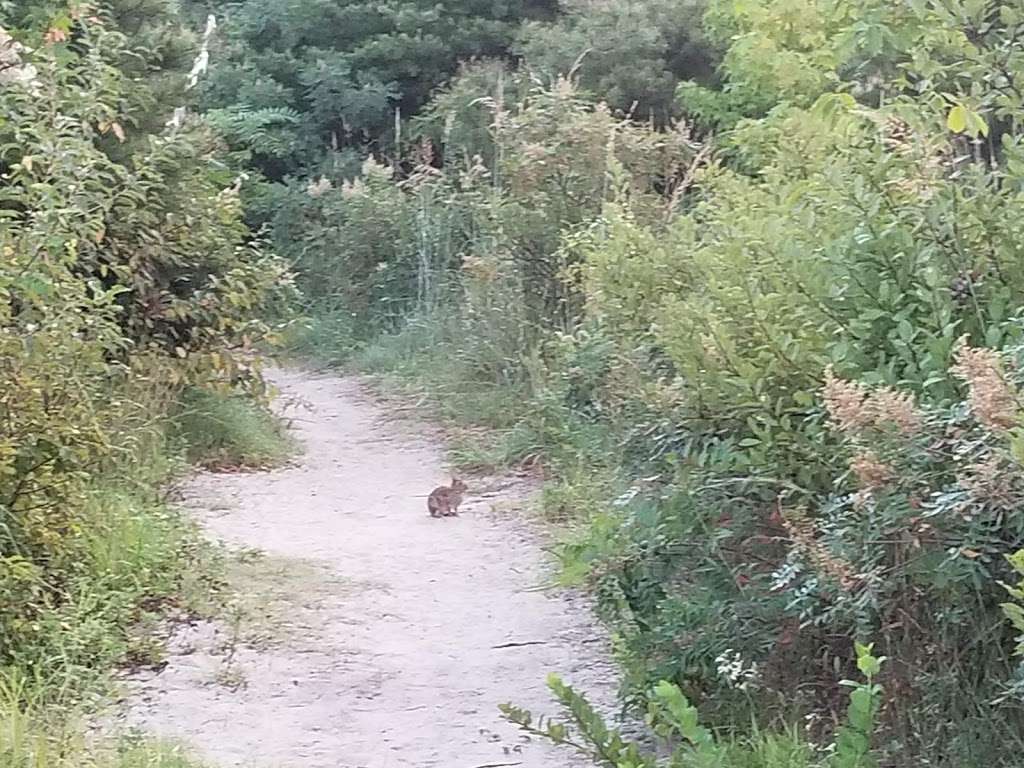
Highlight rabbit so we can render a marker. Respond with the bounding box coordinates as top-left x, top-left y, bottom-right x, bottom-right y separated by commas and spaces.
427, 477, 468, 517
